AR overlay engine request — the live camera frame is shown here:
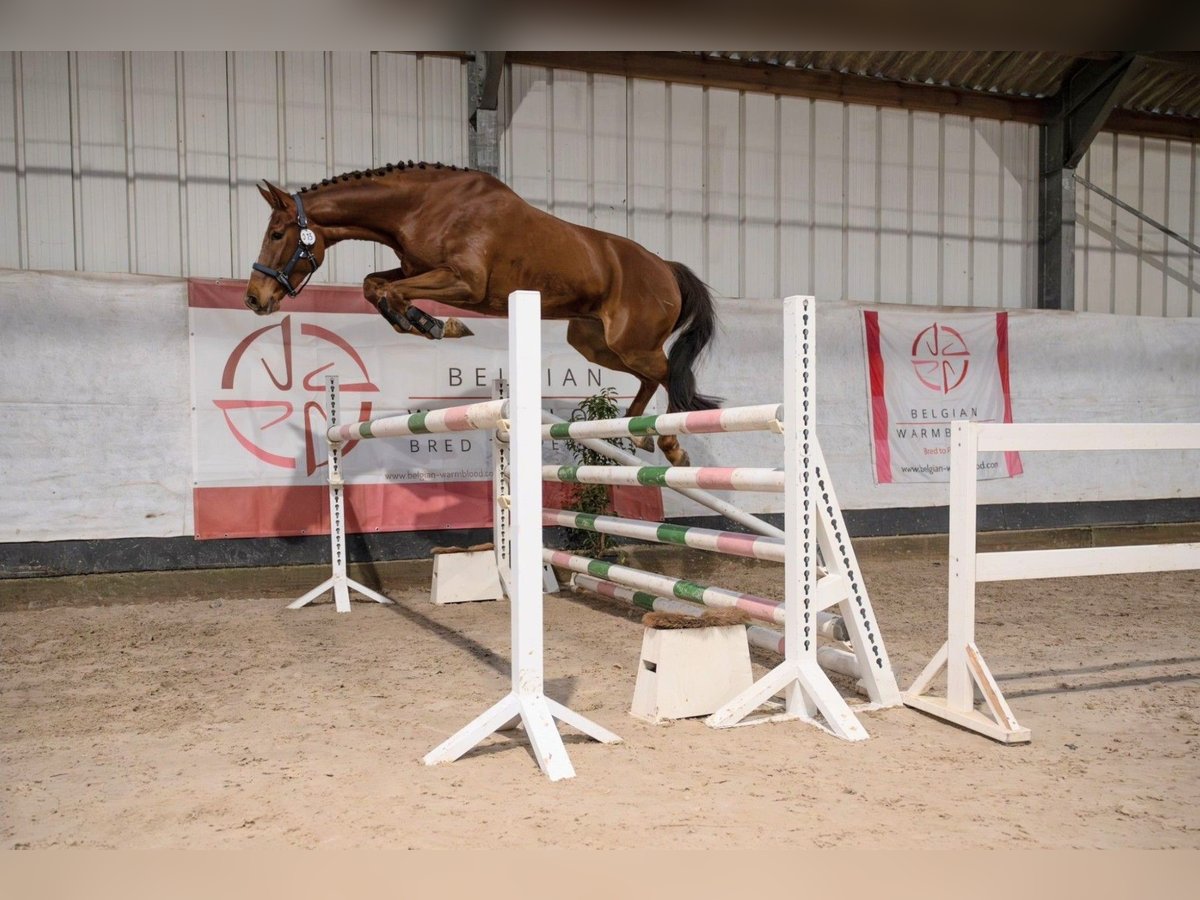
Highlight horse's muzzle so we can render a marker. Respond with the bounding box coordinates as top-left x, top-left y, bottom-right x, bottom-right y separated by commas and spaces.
245, 293, 273, 314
